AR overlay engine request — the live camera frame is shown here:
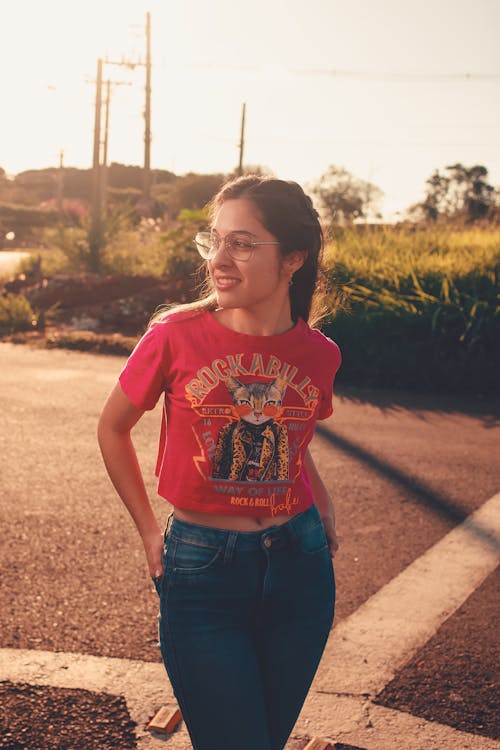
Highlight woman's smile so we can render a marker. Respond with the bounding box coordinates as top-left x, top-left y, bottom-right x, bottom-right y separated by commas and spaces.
213, 275, 241, 290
